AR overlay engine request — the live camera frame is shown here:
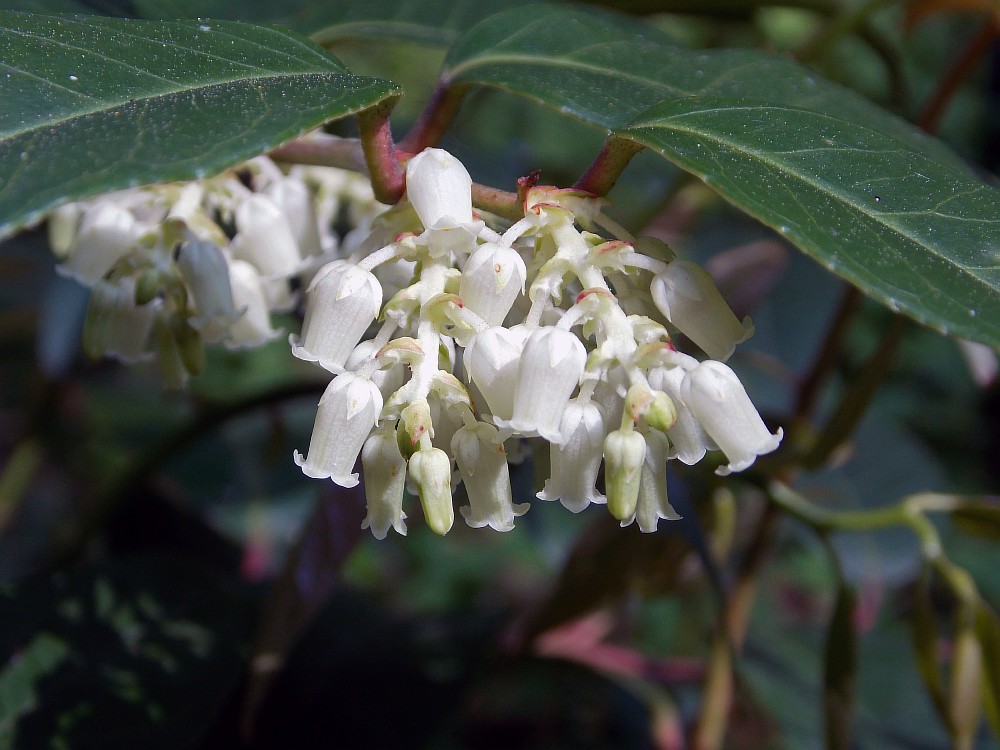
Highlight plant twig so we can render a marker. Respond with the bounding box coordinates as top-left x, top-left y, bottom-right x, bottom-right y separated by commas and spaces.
357, 101, 406, 204
398, 80, 468, 154
573, 137, 645, 196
